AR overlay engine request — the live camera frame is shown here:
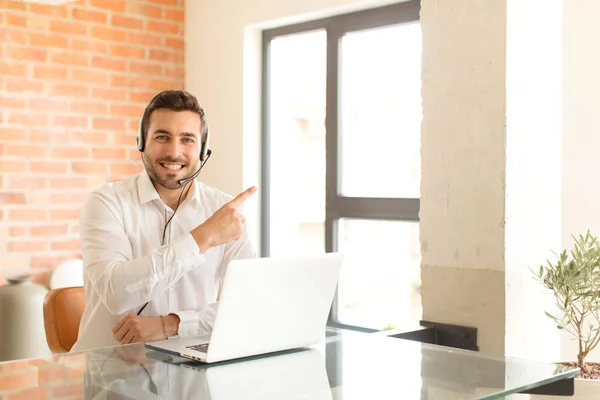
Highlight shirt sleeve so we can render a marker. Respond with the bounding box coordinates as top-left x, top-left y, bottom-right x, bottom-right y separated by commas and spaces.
172, 303, 219, 337
80, 190, 206, 315
171, 218, 257, 338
